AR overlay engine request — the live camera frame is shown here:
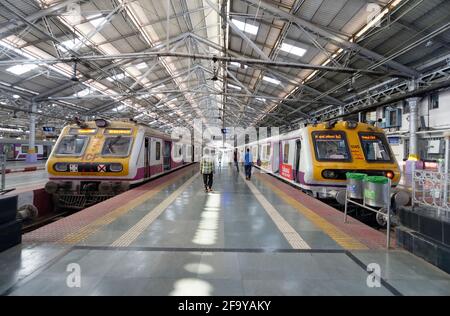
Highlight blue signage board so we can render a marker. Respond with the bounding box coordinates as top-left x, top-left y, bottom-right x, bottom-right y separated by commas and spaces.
388, 136, 400, 145
43, 127, 55, 132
